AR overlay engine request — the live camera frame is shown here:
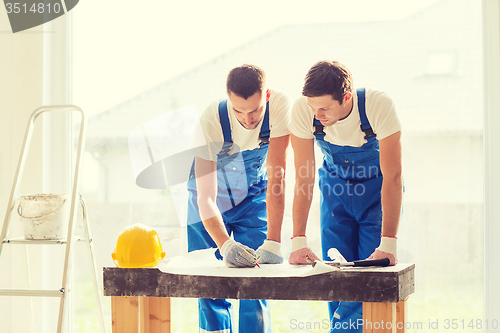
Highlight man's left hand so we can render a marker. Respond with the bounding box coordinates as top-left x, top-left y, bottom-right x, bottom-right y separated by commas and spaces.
288, 236, 320, 265
256, 239, 283, 264
368, 236, 397, 266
